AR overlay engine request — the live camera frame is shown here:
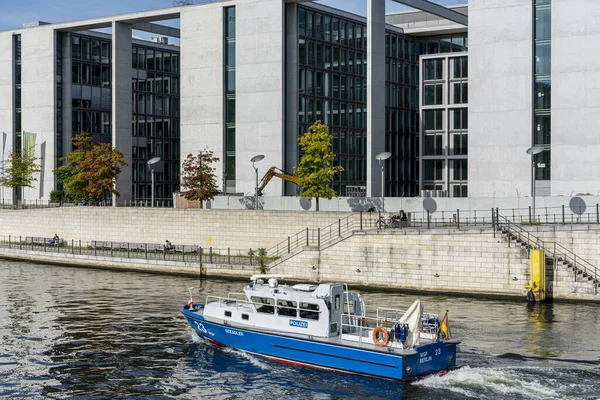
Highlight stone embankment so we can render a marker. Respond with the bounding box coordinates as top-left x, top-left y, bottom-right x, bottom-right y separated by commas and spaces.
0, 207, 599, 301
